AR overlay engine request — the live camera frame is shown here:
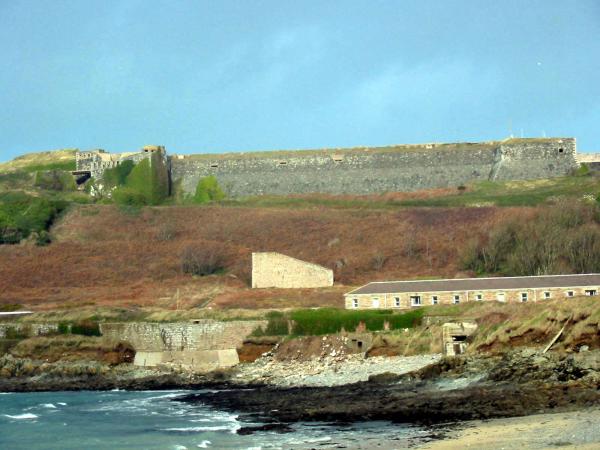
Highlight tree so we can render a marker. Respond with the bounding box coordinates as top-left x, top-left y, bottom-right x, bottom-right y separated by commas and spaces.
194, 176, 225, 204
